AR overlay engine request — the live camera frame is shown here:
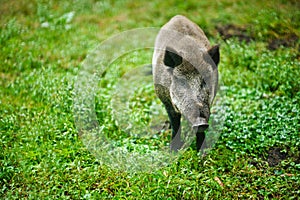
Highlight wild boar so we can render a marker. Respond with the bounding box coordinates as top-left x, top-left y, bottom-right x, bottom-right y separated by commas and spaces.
152, 15, 220, 151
